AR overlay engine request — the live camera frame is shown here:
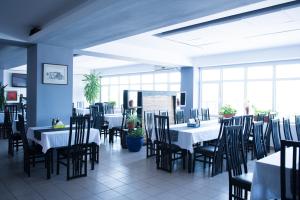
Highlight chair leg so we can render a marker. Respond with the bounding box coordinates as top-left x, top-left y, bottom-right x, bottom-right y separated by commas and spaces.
56, 151, 60, 175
